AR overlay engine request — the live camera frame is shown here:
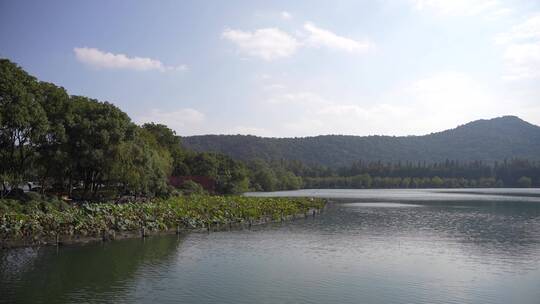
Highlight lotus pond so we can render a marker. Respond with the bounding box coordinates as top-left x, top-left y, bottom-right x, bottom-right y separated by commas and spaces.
0, 195, 325, 246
